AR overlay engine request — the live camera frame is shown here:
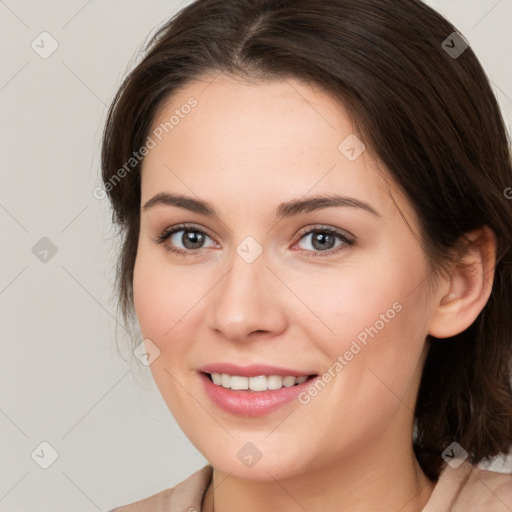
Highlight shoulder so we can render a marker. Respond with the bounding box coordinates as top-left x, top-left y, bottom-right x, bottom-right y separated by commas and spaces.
456, 464, 512, 510
107, 464, 213, 512
423, 459, 512, 512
